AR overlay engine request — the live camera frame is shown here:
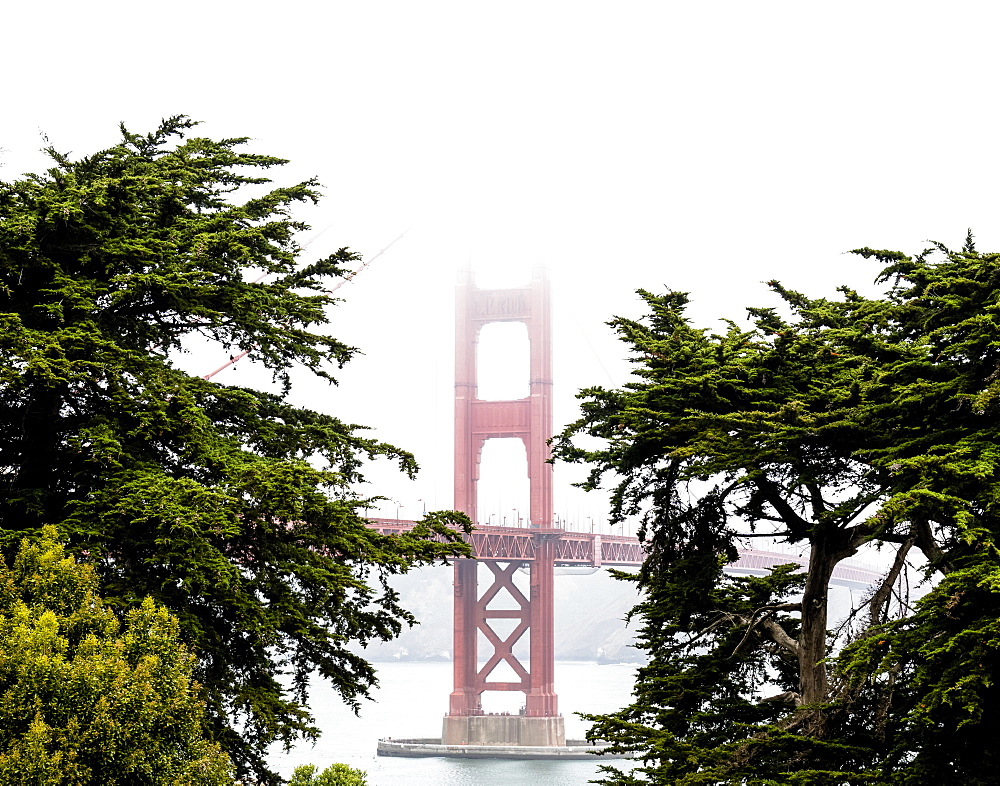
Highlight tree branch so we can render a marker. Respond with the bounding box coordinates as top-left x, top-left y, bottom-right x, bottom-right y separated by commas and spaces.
758, 617, 800, 657
913, 517, 952, 575
731, 608, 800, 659
754, 475, 811, 537
868, 536, 913, 625
805, 482, 826, 520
